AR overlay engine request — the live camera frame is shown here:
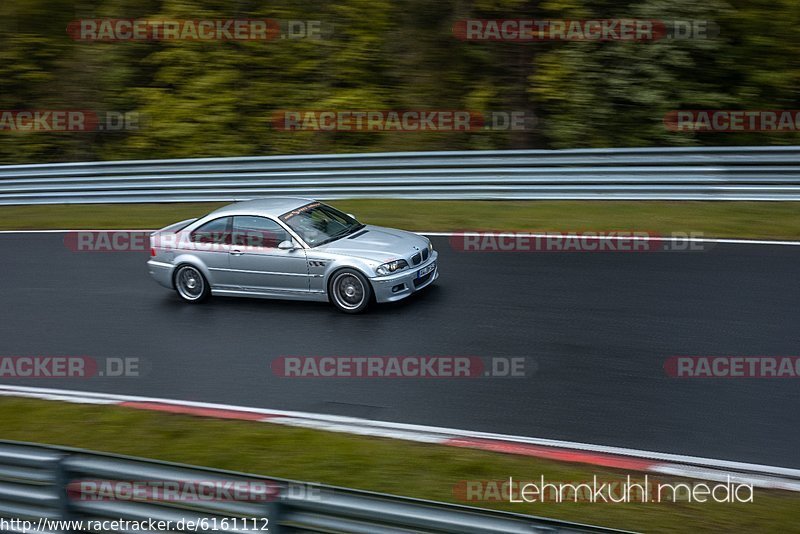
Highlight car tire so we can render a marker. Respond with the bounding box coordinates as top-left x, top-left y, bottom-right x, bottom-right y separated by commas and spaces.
174, 265, 210, 303
328, 268, 372, 314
